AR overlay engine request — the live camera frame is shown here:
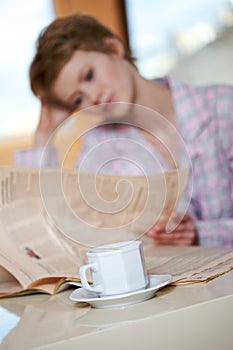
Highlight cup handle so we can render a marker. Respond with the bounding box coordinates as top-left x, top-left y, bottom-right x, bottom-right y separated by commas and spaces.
79, 263, 102, 293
